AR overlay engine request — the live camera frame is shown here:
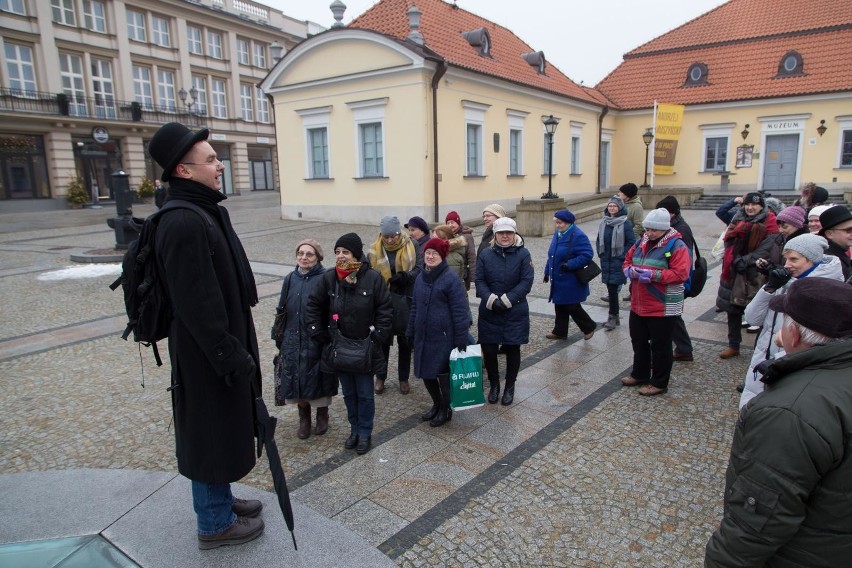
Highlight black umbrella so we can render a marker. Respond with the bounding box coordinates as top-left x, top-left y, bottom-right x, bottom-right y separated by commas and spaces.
254, 396, 297, 550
